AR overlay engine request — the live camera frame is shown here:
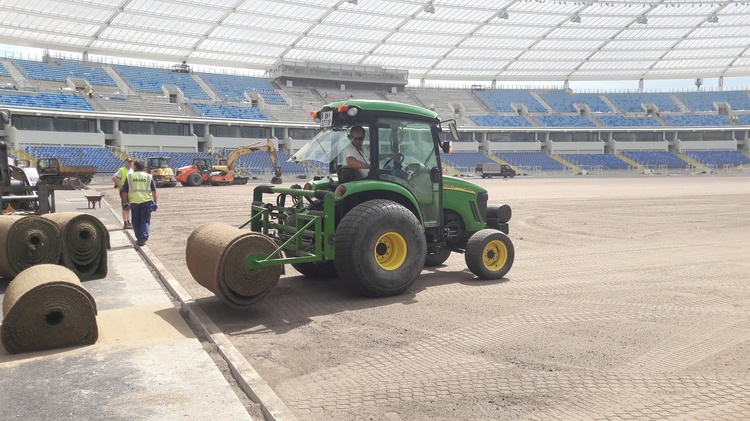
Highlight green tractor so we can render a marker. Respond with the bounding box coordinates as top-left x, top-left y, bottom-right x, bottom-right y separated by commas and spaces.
239, 100, 514, 298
